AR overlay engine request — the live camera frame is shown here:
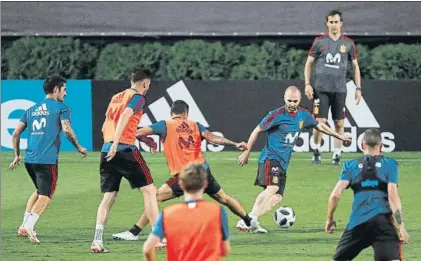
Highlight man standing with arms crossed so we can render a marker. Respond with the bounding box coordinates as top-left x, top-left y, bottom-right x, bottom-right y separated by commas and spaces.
326, 129, 409, 261
304, 9, 362, 165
